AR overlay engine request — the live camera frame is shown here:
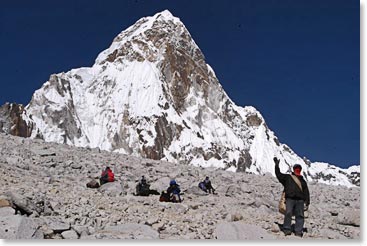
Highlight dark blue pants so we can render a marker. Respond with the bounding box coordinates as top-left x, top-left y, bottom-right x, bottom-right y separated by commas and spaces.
283, 198, 304, 234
